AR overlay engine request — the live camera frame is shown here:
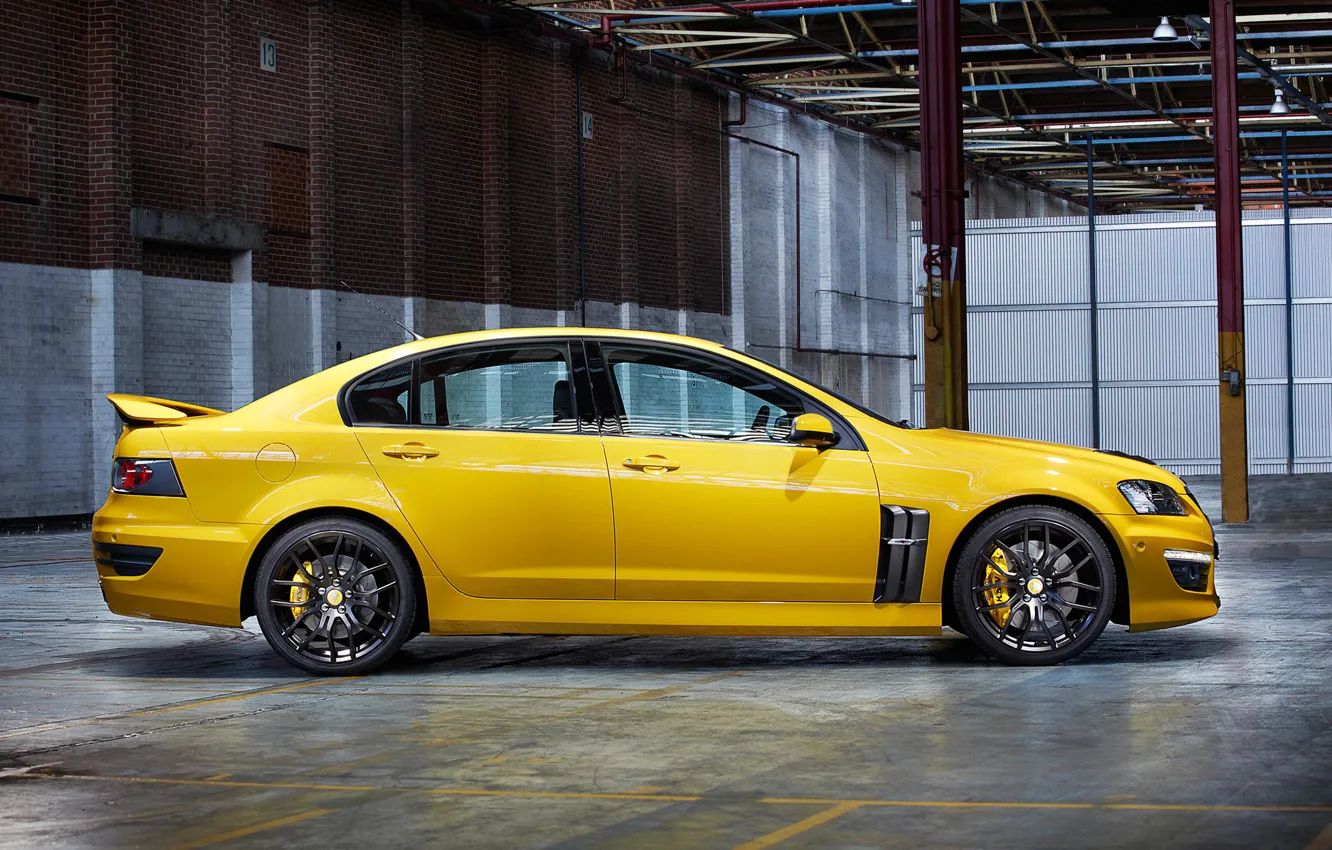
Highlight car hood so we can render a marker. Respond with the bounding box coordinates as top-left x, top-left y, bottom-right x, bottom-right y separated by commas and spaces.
924, 428, 1184, 487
